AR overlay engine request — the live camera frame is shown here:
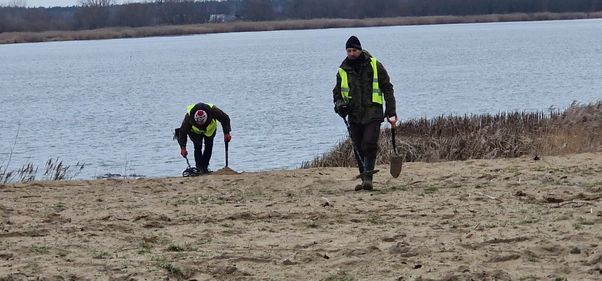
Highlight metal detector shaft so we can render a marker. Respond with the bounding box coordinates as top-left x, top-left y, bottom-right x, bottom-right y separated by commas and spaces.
184, 156, 192, 168
343, 117, 365, 168
343, 117, 379, 179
